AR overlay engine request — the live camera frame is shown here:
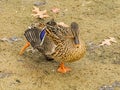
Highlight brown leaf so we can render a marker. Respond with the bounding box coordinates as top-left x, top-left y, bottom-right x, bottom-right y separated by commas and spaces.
32, 6, 49, 19
99, 37, 117, 46
51, 7, 60, 13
